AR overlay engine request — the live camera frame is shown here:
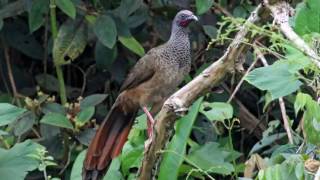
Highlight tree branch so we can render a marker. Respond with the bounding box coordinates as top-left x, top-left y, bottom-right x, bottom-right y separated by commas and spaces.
138, 4, 270, 180
264, 0, 320, 69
